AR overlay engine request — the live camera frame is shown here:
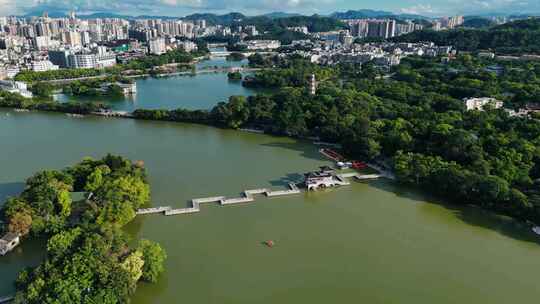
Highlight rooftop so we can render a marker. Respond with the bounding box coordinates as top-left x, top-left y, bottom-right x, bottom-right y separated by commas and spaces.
0, 232, 19, 243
